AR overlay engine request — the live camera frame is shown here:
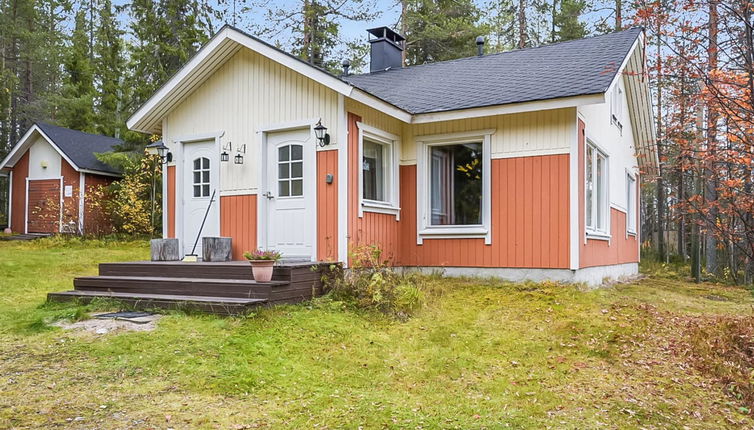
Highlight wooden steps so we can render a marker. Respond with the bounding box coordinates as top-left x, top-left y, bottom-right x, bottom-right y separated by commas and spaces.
48, 290, 267, 316
47, 261, 337, 315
